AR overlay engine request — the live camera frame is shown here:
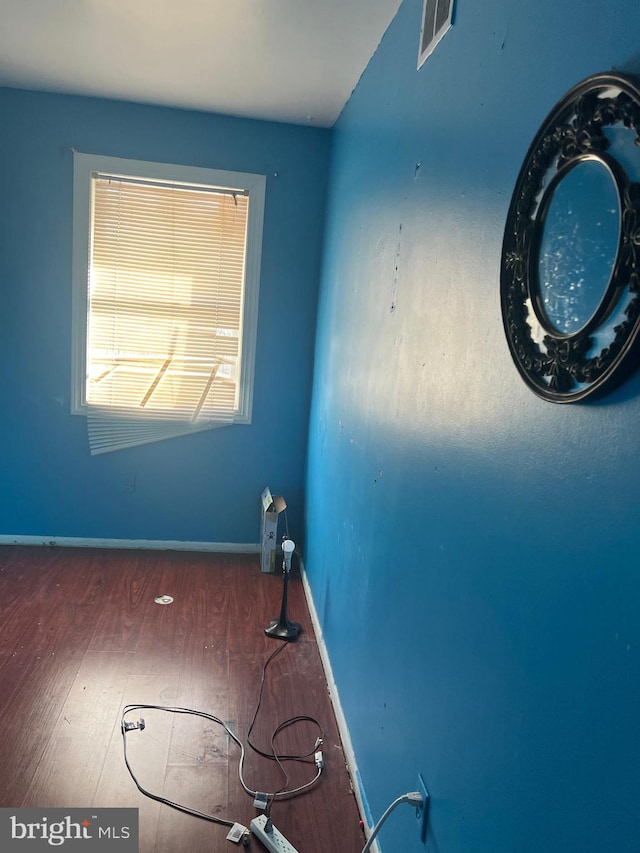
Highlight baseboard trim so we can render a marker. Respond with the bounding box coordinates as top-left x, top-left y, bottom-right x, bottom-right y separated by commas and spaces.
0, 535, 260, 553
299, 559, 380, 853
